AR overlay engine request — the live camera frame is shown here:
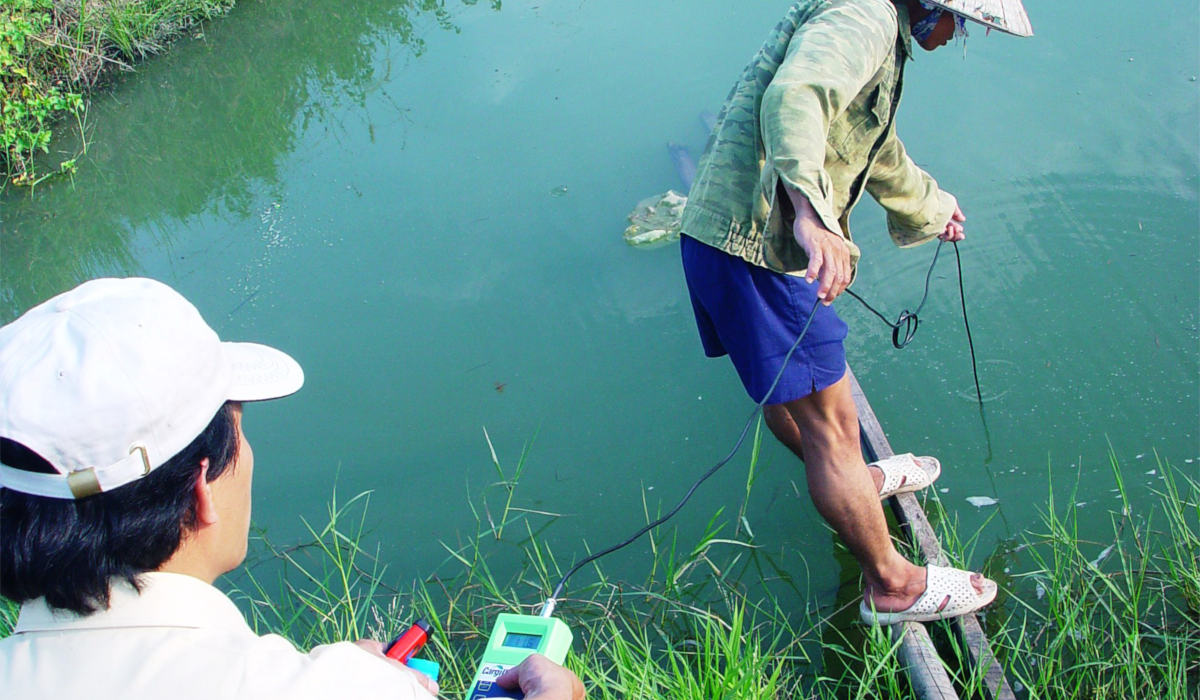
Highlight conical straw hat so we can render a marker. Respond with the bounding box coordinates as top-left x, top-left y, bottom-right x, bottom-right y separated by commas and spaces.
926, 0, 1033, 37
